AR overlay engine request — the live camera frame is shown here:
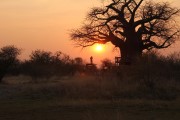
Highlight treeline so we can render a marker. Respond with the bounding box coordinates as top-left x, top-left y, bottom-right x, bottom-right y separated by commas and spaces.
1, 45, 180, 83
0, 45, 86, 82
